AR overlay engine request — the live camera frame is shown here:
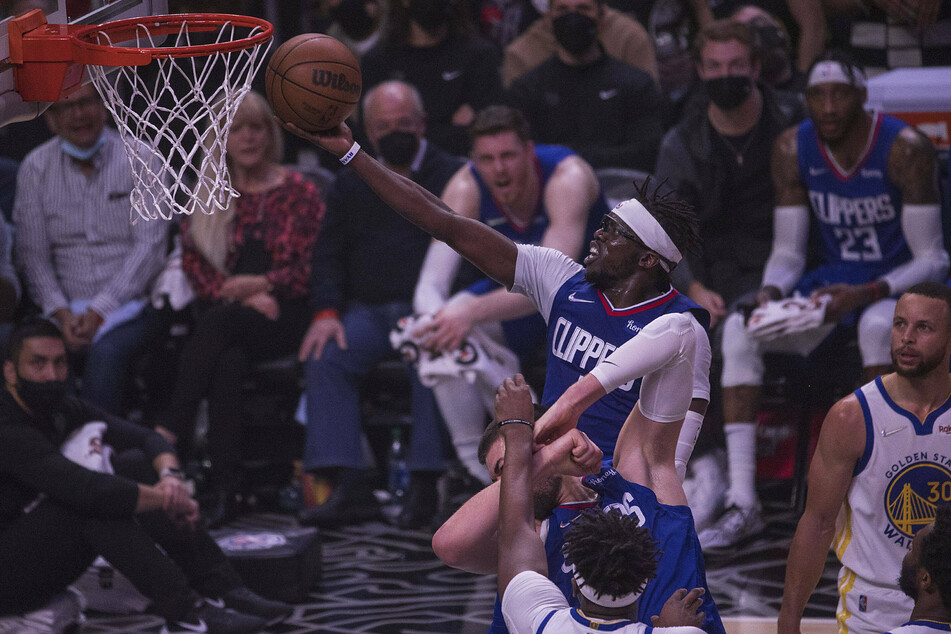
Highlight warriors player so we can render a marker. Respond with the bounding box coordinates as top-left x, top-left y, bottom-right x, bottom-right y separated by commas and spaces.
778, 283, 951, 634
890, 505, 951, 634
282, 119, 712, 496
711, 51, 947, 548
